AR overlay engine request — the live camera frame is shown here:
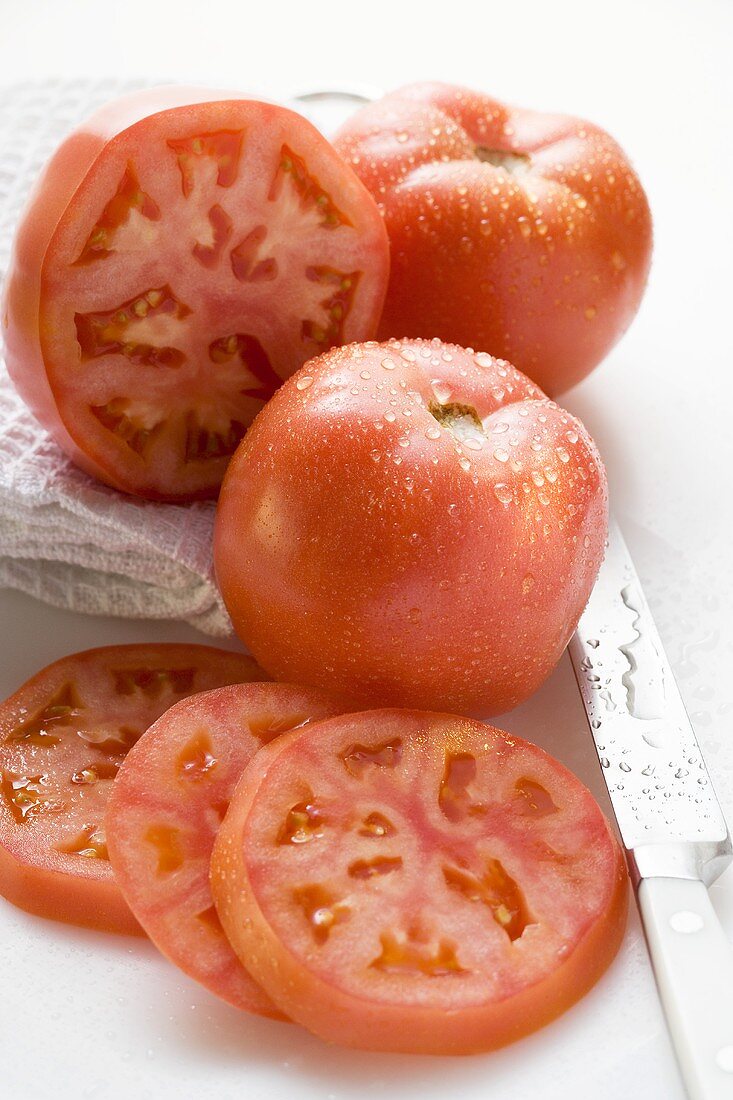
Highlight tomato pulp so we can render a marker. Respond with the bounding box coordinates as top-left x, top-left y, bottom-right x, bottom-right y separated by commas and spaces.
211, 709, 627, 1053
0, 644, 265, 934
2, 87, 389, 499
214, 338, 608, 714
334, 82, 652, 395
106, 681, 344, 1014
